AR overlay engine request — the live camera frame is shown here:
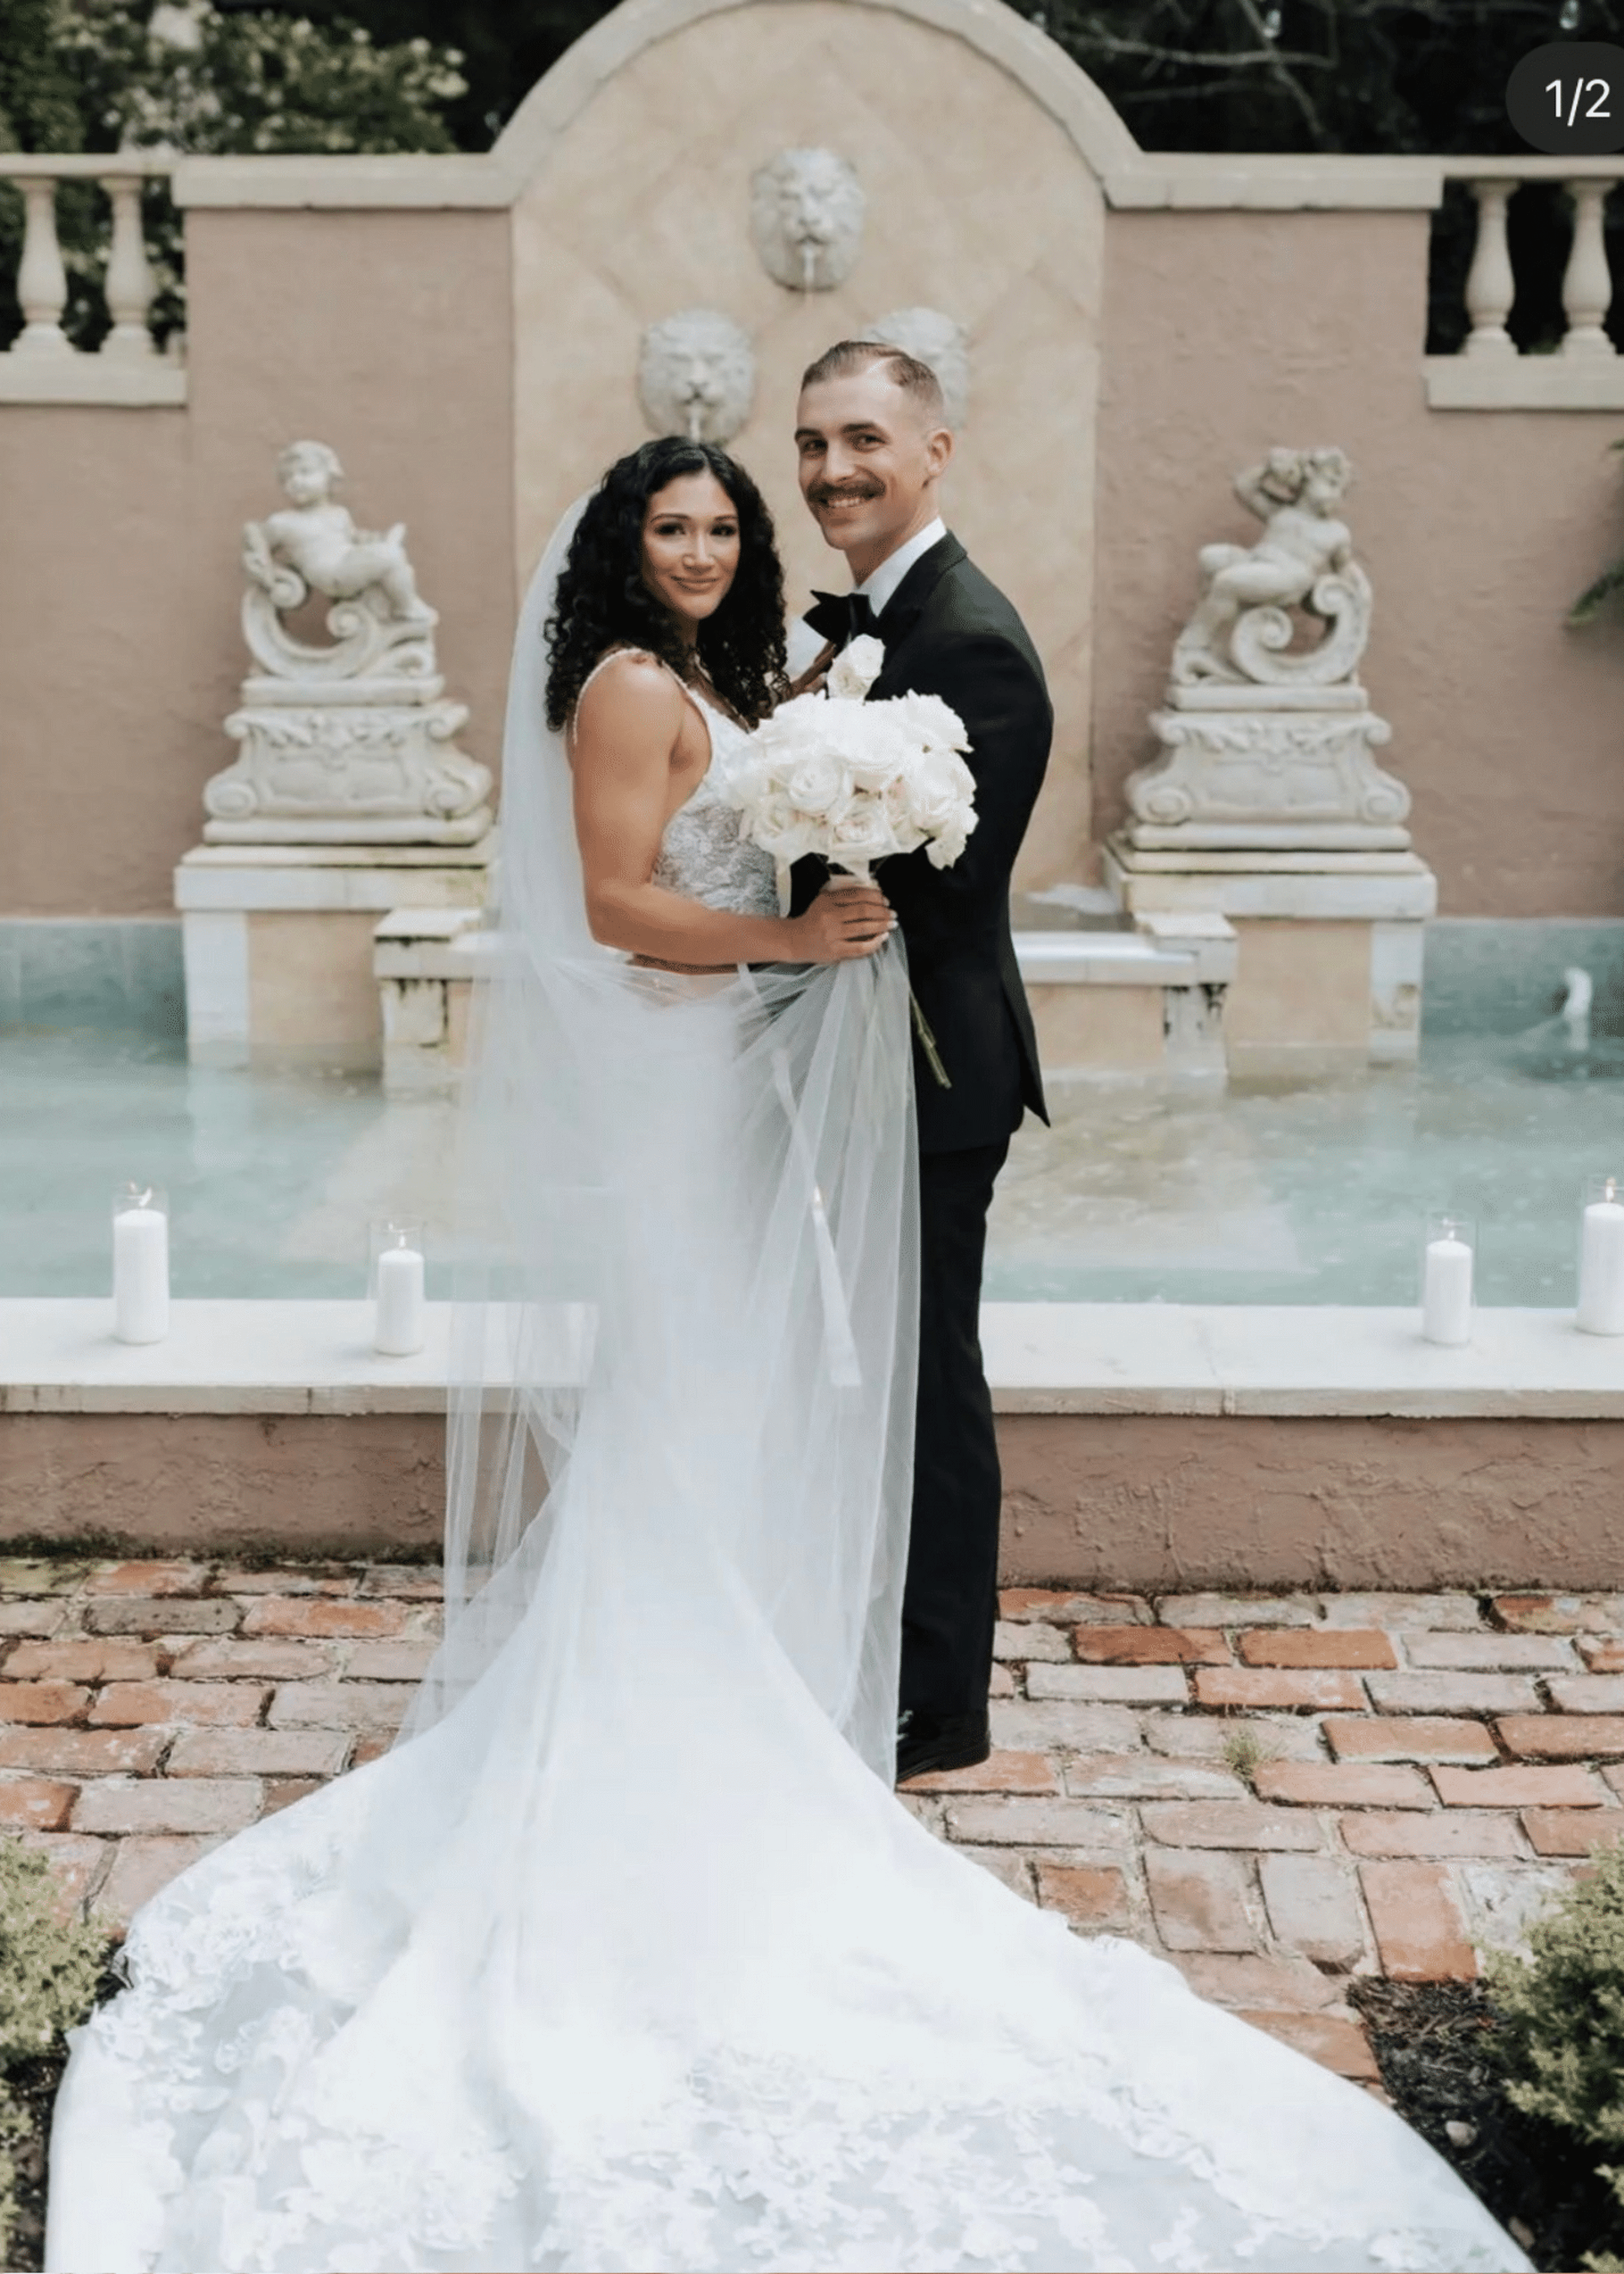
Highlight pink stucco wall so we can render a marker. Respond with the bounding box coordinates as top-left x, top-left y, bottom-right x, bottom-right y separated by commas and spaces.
1093, 207, 1624, 915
